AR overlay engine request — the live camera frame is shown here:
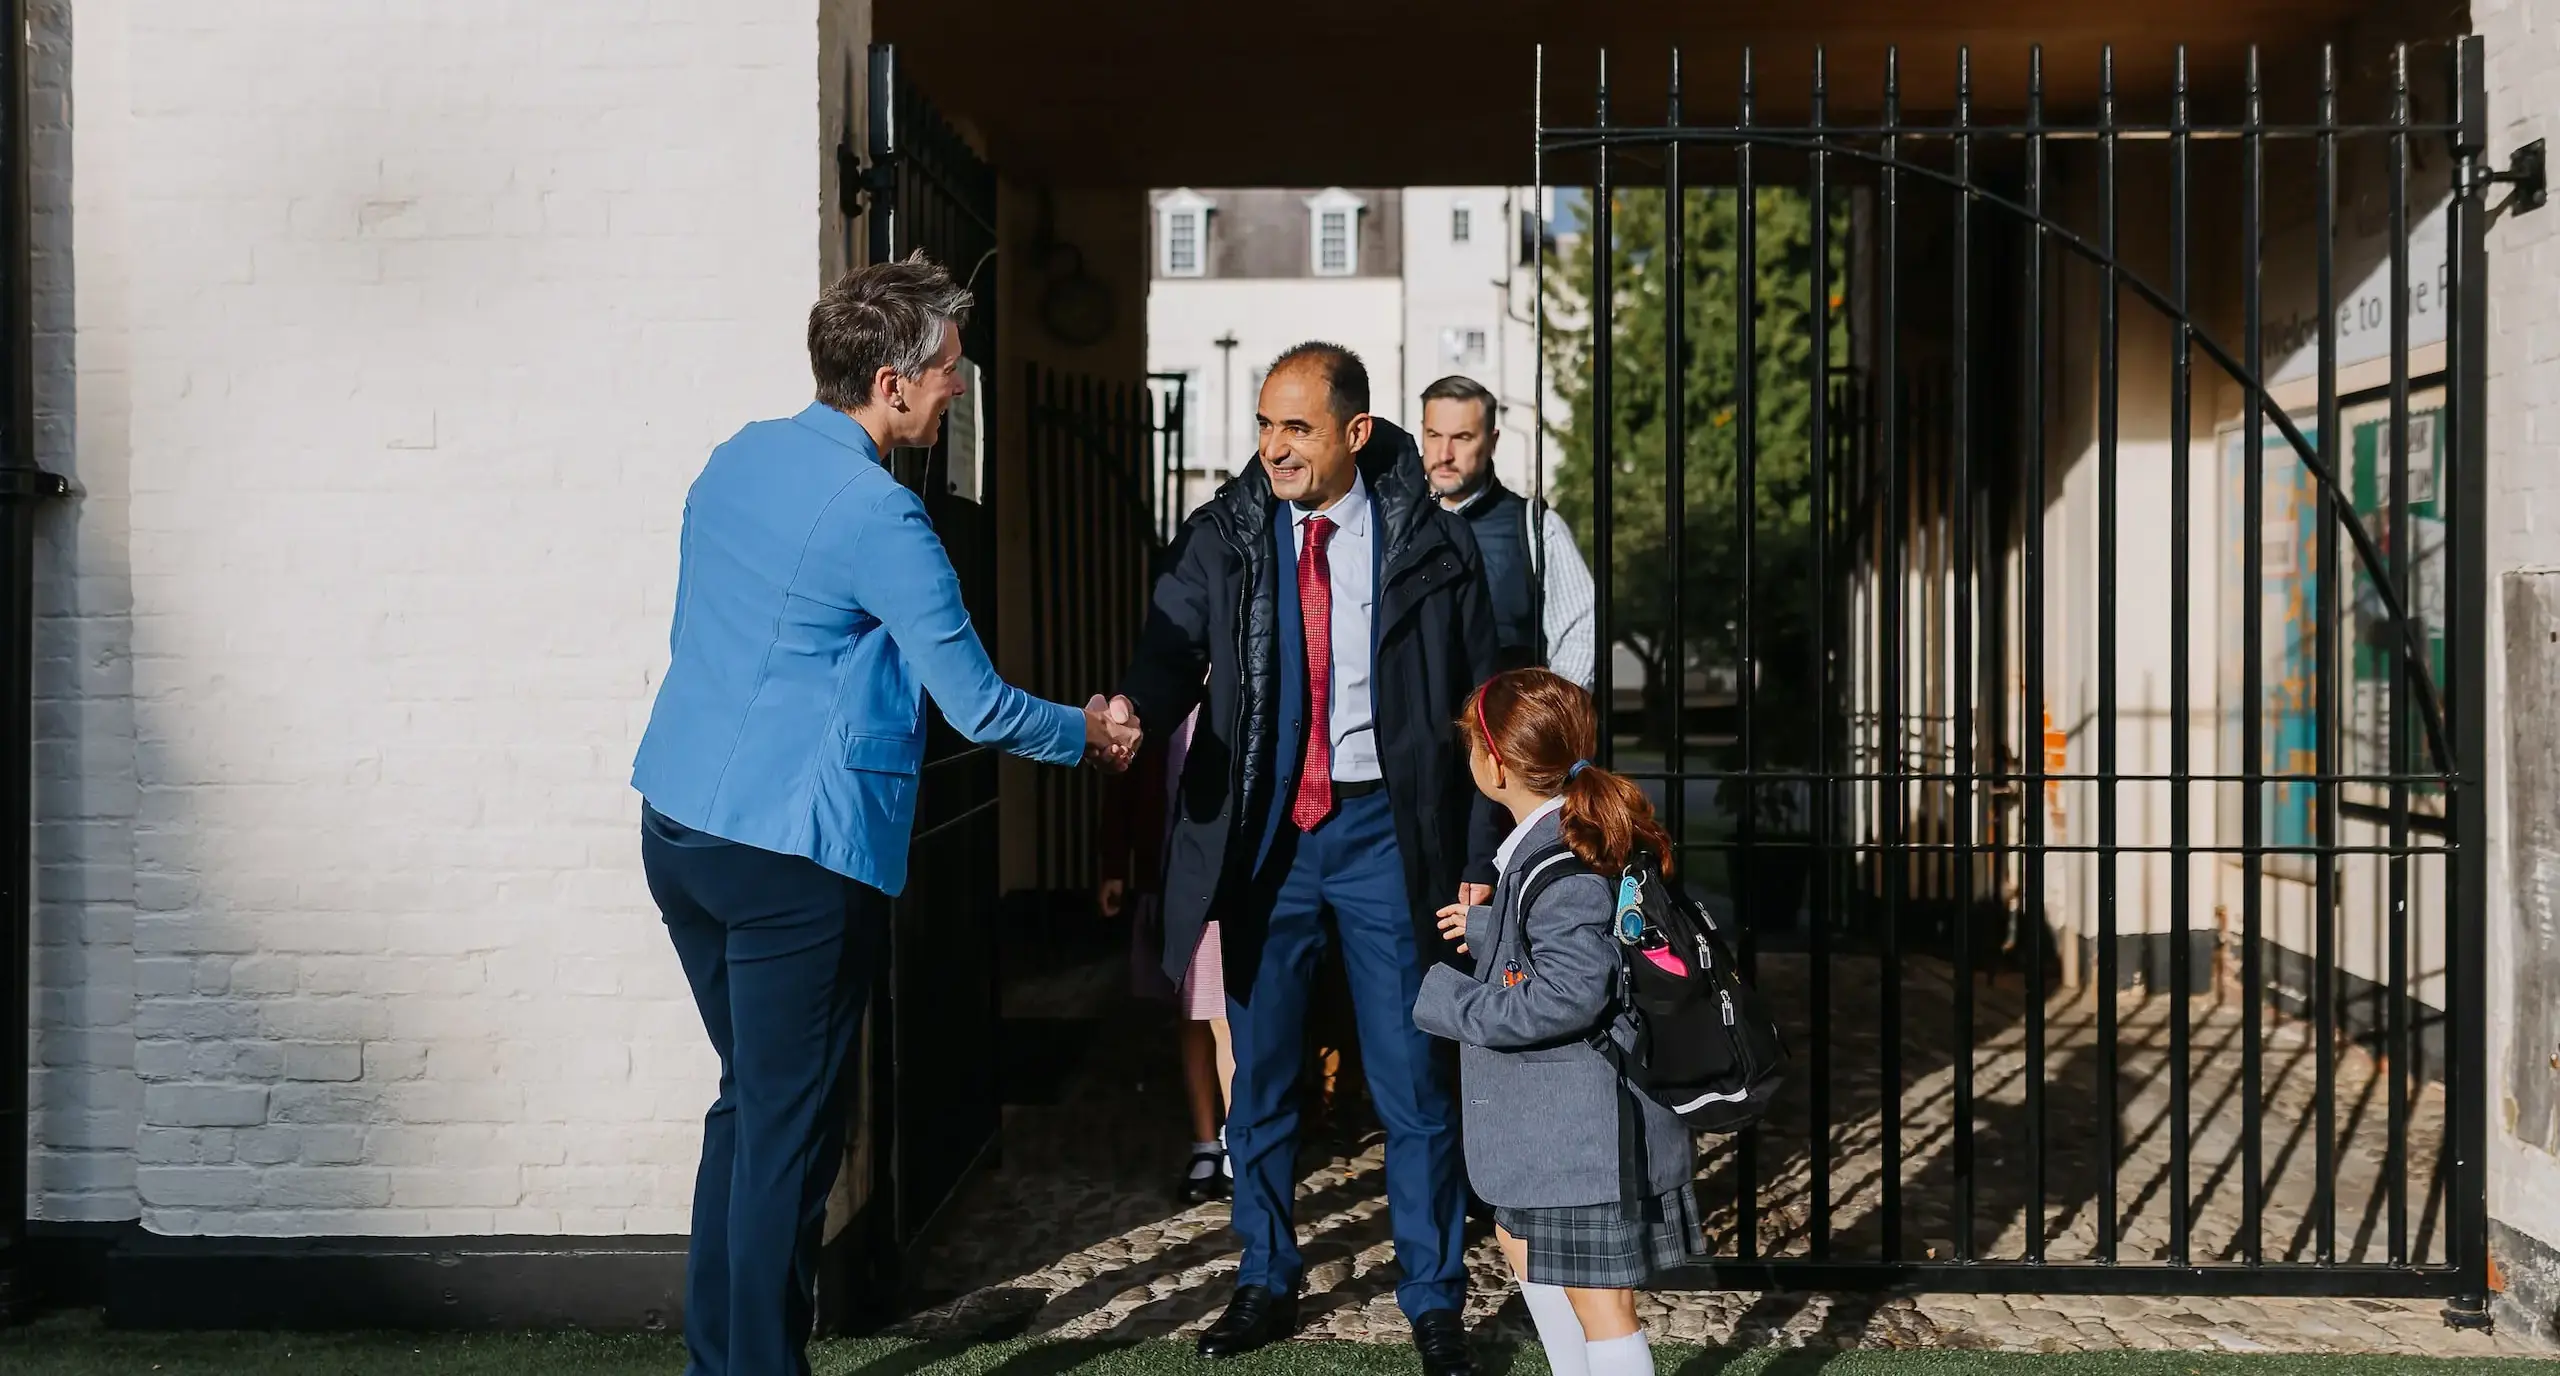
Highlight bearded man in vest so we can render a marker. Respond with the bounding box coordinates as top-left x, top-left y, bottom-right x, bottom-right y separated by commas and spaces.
1417, 375, 1596, 691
